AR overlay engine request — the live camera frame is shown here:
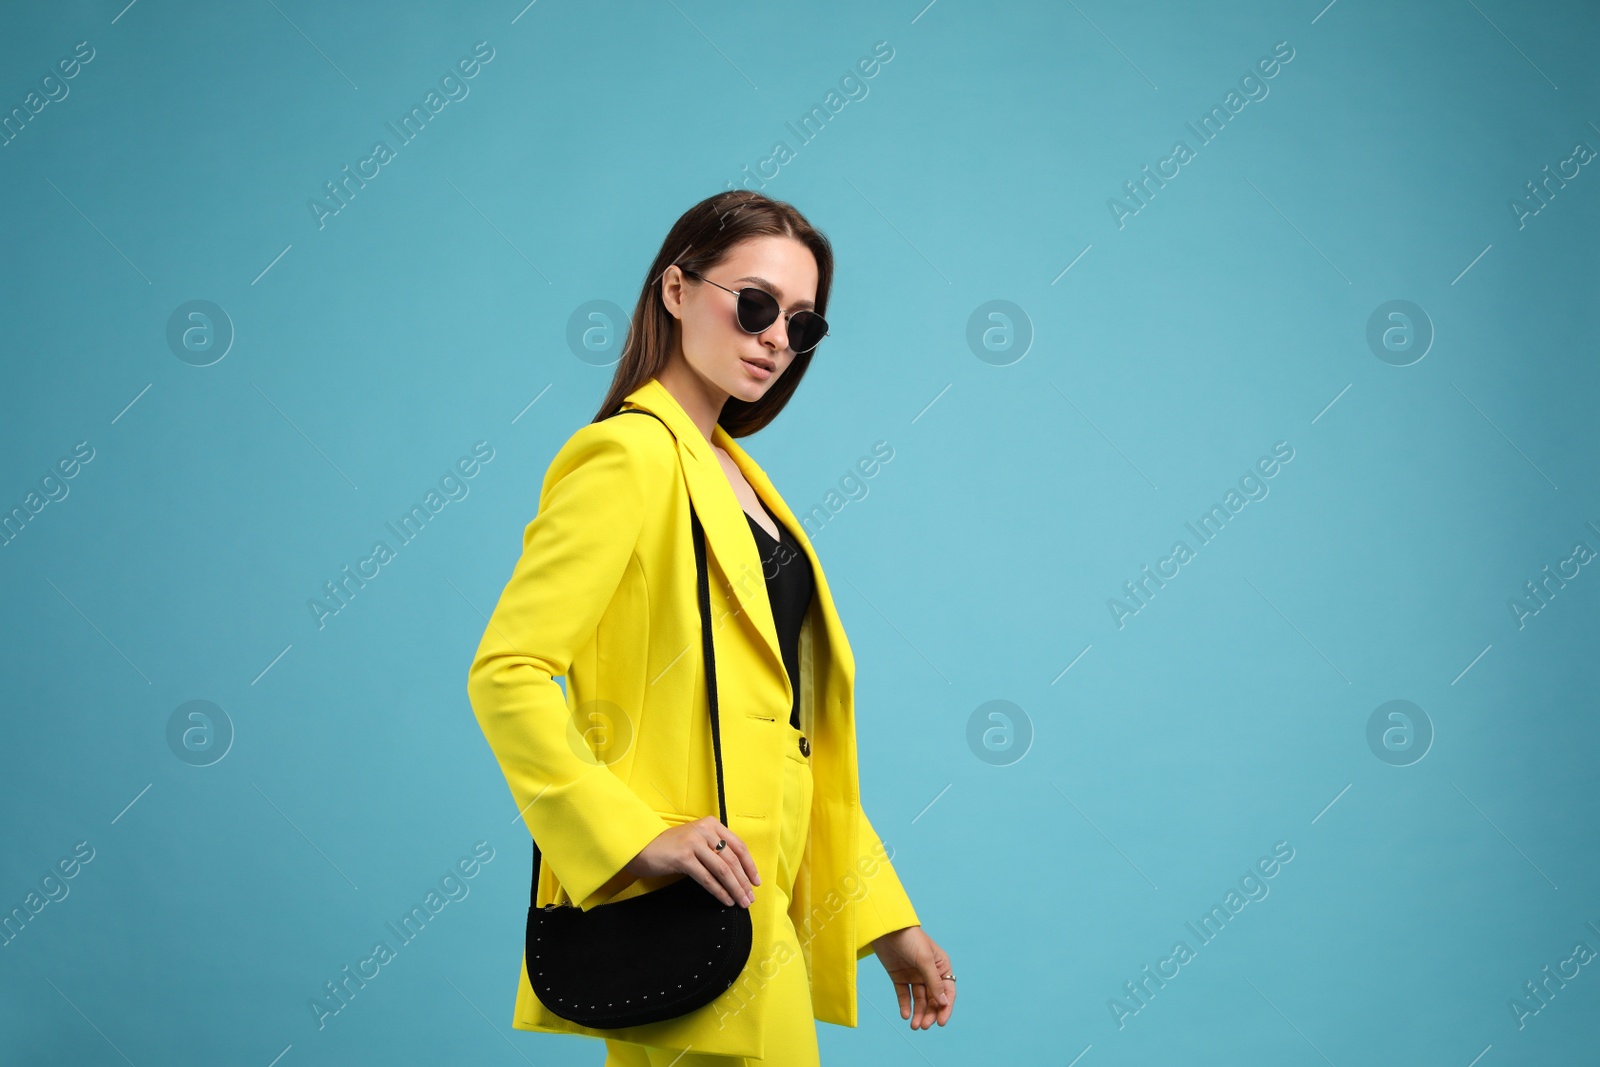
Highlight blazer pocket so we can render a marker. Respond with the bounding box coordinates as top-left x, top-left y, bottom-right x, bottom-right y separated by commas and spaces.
656, 807, 768, 828
653, 808, 700, 826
